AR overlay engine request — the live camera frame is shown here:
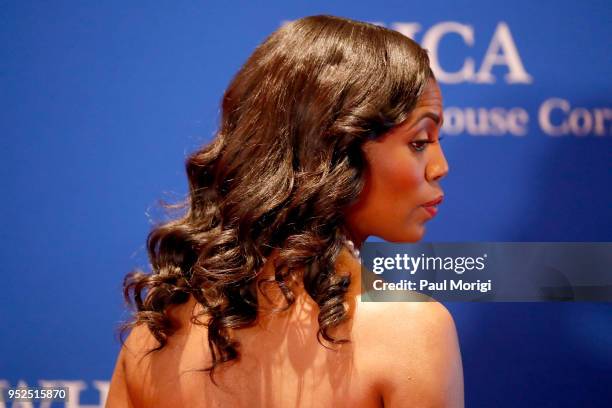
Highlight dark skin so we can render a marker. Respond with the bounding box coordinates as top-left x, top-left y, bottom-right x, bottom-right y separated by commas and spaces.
345, 78, 449, 246
107, 78, 463, 408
